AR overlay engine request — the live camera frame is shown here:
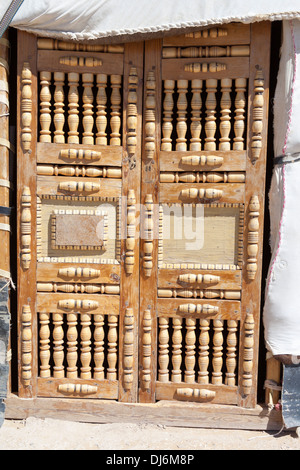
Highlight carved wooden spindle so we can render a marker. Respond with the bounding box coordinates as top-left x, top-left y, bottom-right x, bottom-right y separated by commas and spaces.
66, 313, 78, 378
225, 320, 238, 386
247, 195, 260, 280
107, 315, 118, 380
96, 74, 108, 145
125, 189, 136, 274
67, 72, 80, 143
181, 155, 224, 167
158, 317, 169, 382
58, 384, 97, 395
39, 312, 51, 378
178, 273, 220, 284
59, 149, 101, 161
80, 313, 92, 379
204, 79, 217, 151
58, 181, 100, 192
82, 73, 94, 145
176, 79, 188, 151
198, 319, 210, 385
142, 309, 152, 391
143, 194, 154, 277
219, 78, 232, 150
184, 318, 196, 383
176, 388, 216, 400
53, 312, 64, 378
251, 67, 264, 161
127, 67, 138, 156
123, 308, 134, 391
21, 305, 32, 386
178, 304, 219, 315
20, 187, 31, 270
243, 313, 255, 395
190, 79, 202, 151
145, 71, 156, 160
58, 267, 100, 278
184, 63, 226, 73
180, 188, 223, 200
53, 72, 65, 143
233, 78, 247, 150
212, 319, 224, 385
161, 80, 175, 151
93, 314, 105, 379
171, 318, 182, 383
39, 71, 52, 142
21, 62, 32, 152
36, 196, 42, 258
110, 74, 122, 145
